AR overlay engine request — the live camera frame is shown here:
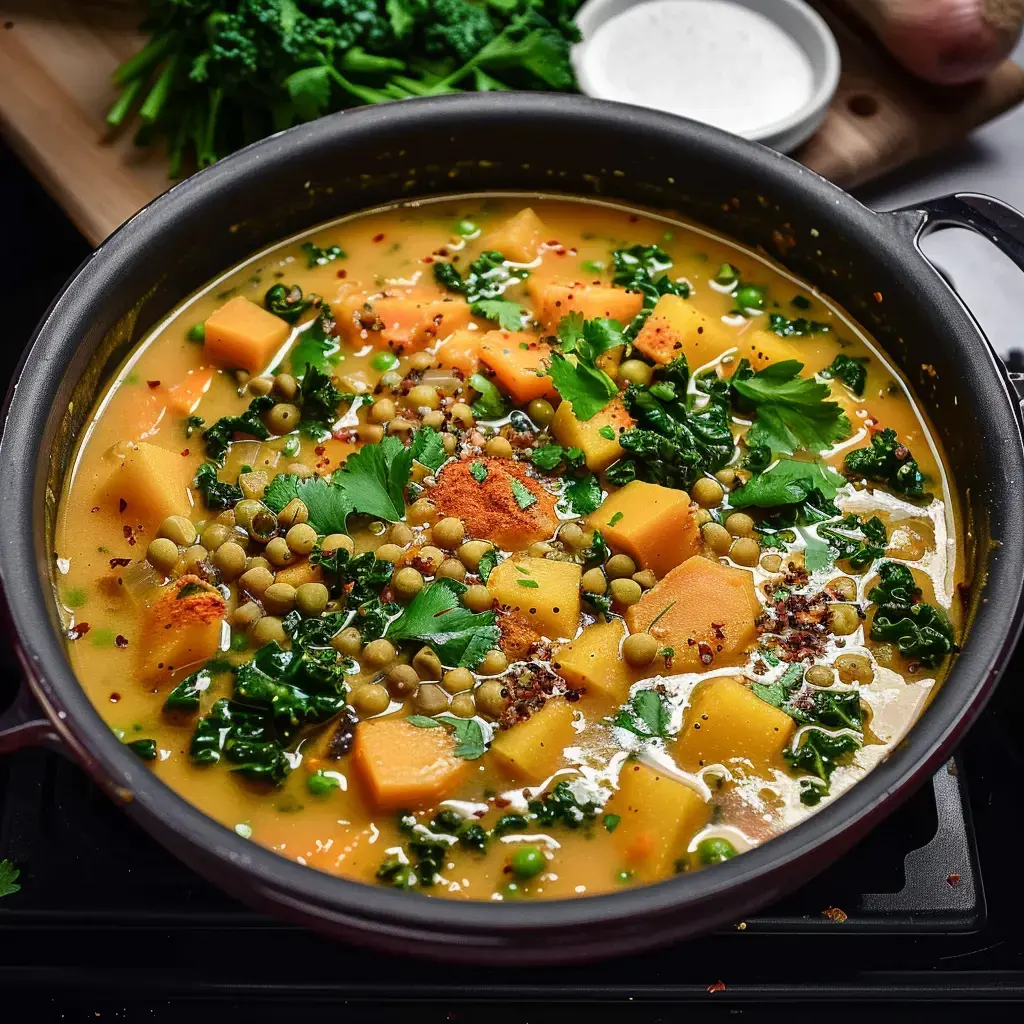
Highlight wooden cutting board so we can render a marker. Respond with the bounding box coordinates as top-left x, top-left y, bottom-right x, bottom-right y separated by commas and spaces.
2, 0, 1024, 246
